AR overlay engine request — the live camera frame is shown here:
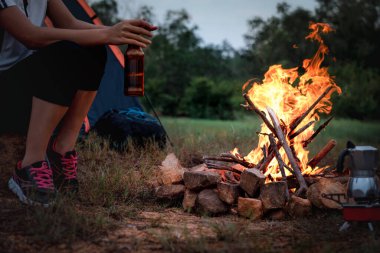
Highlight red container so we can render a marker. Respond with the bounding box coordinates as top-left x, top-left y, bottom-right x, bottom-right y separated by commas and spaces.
342, 204, 380, 221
